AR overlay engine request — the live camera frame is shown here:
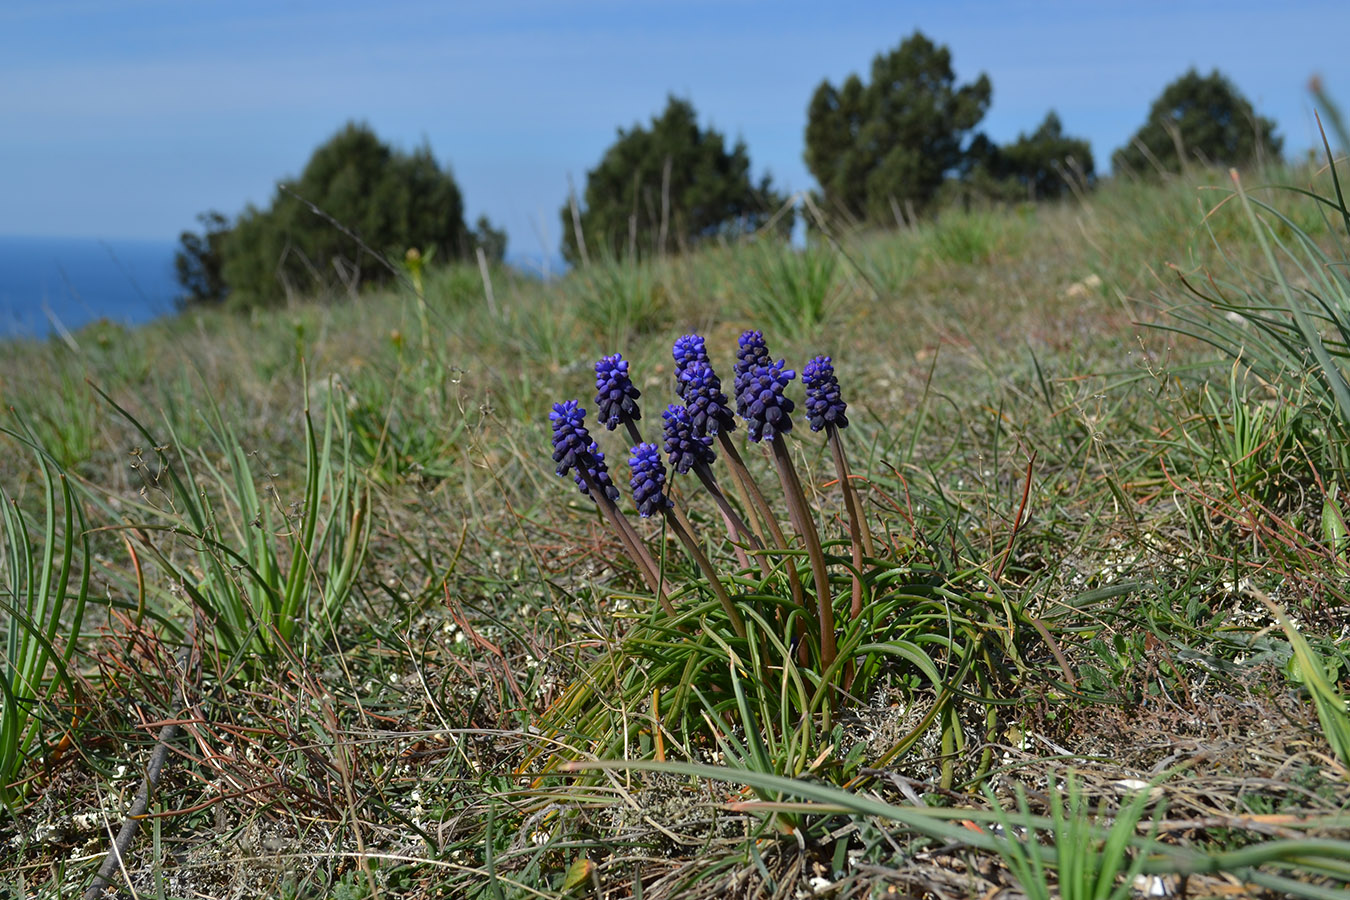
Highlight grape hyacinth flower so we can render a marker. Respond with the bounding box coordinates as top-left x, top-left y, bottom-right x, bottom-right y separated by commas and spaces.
628, 443, 672, 518
733, 330, 773, 418
663, 403, 761, 573
731, 339, 836, 673
672, 334, 711, 399
803, 356, 848, 432
676, 335, 800, 610
628, 441, 746, 638
549, 400, 620, 502
804, 355, 873, 617
662, 404, 715, 475
549, 400, 674, 613
737, 359, 797, 443
594, 353, 642, 442
680, 361, 737, 437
